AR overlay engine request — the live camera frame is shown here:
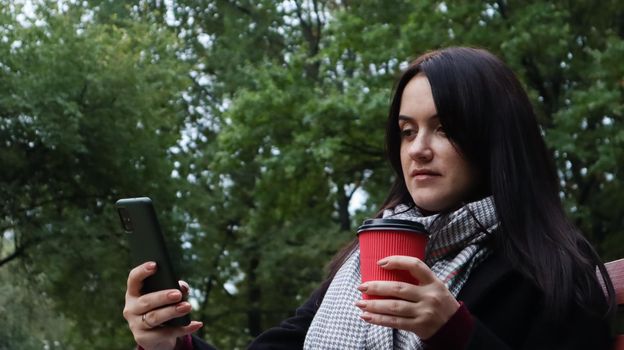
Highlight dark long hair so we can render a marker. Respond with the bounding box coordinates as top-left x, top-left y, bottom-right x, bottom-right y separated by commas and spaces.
327, 47, 614, 320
